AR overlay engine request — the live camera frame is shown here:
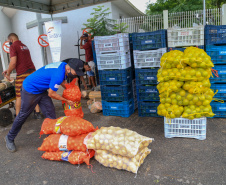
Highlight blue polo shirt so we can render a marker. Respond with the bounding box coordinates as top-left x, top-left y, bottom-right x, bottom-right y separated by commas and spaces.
23, 62, 67, 94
